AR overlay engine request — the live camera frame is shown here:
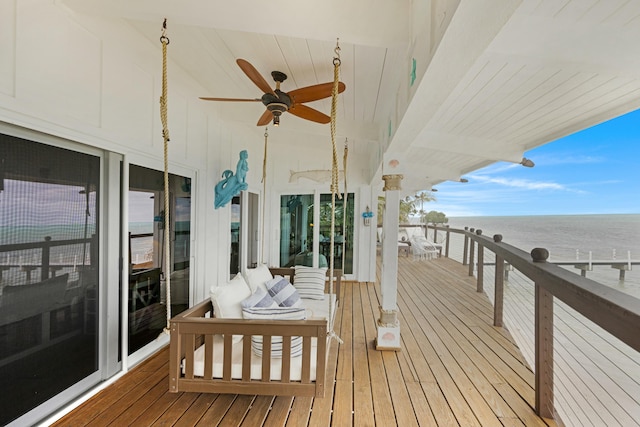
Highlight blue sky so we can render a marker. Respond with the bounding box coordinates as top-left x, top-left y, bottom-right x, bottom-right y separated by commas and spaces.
427, 109, 640, 217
